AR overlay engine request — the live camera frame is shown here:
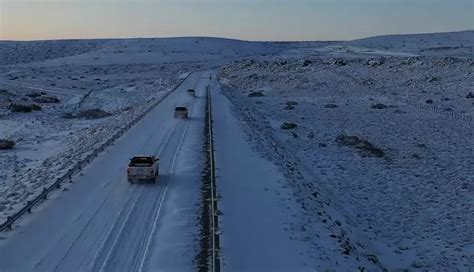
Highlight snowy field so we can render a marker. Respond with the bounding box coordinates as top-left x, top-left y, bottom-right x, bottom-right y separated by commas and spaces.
0, 37, 283, 223
218, 31, 473, 271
